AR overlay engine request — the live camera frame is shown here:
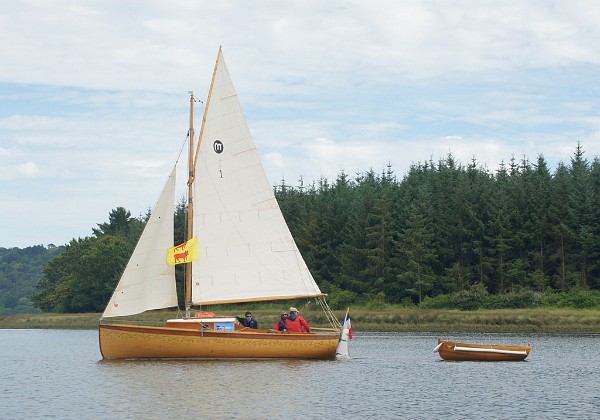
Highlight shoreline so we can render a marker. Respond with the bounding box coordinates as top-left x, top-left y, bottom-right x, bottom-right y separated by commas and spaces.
1, 308, 599, 333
